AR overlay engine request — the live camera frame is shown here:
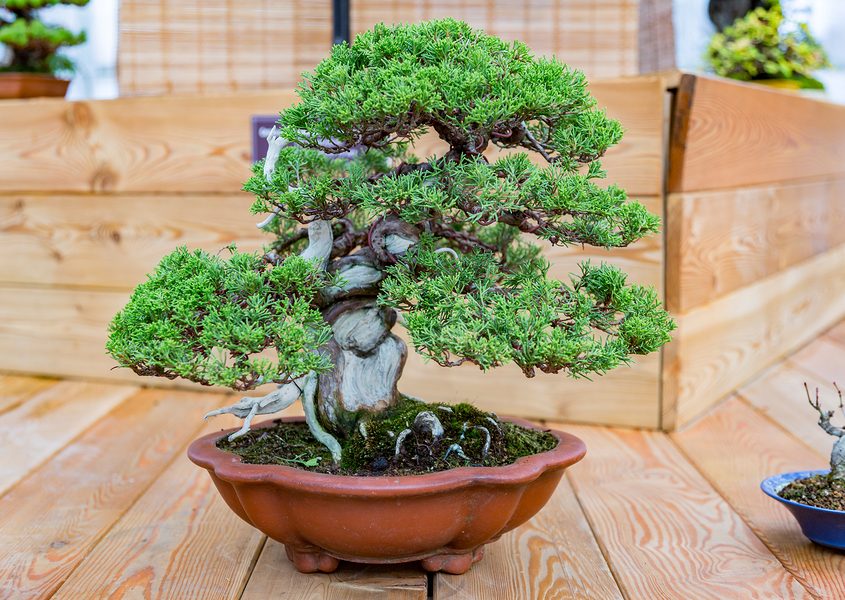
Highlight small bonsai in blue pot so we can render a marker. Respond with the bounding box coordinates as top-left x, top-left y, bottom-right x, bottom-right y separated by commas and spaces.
762, 384, 845, 550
